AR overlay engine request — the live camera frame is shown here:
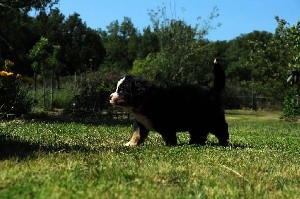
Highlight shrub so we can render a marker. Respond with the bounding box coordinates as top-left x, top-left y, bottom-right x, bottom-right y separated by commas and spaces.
0, 70, 33, 116
282, 87, 300, 120
65, 69, 121, 116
